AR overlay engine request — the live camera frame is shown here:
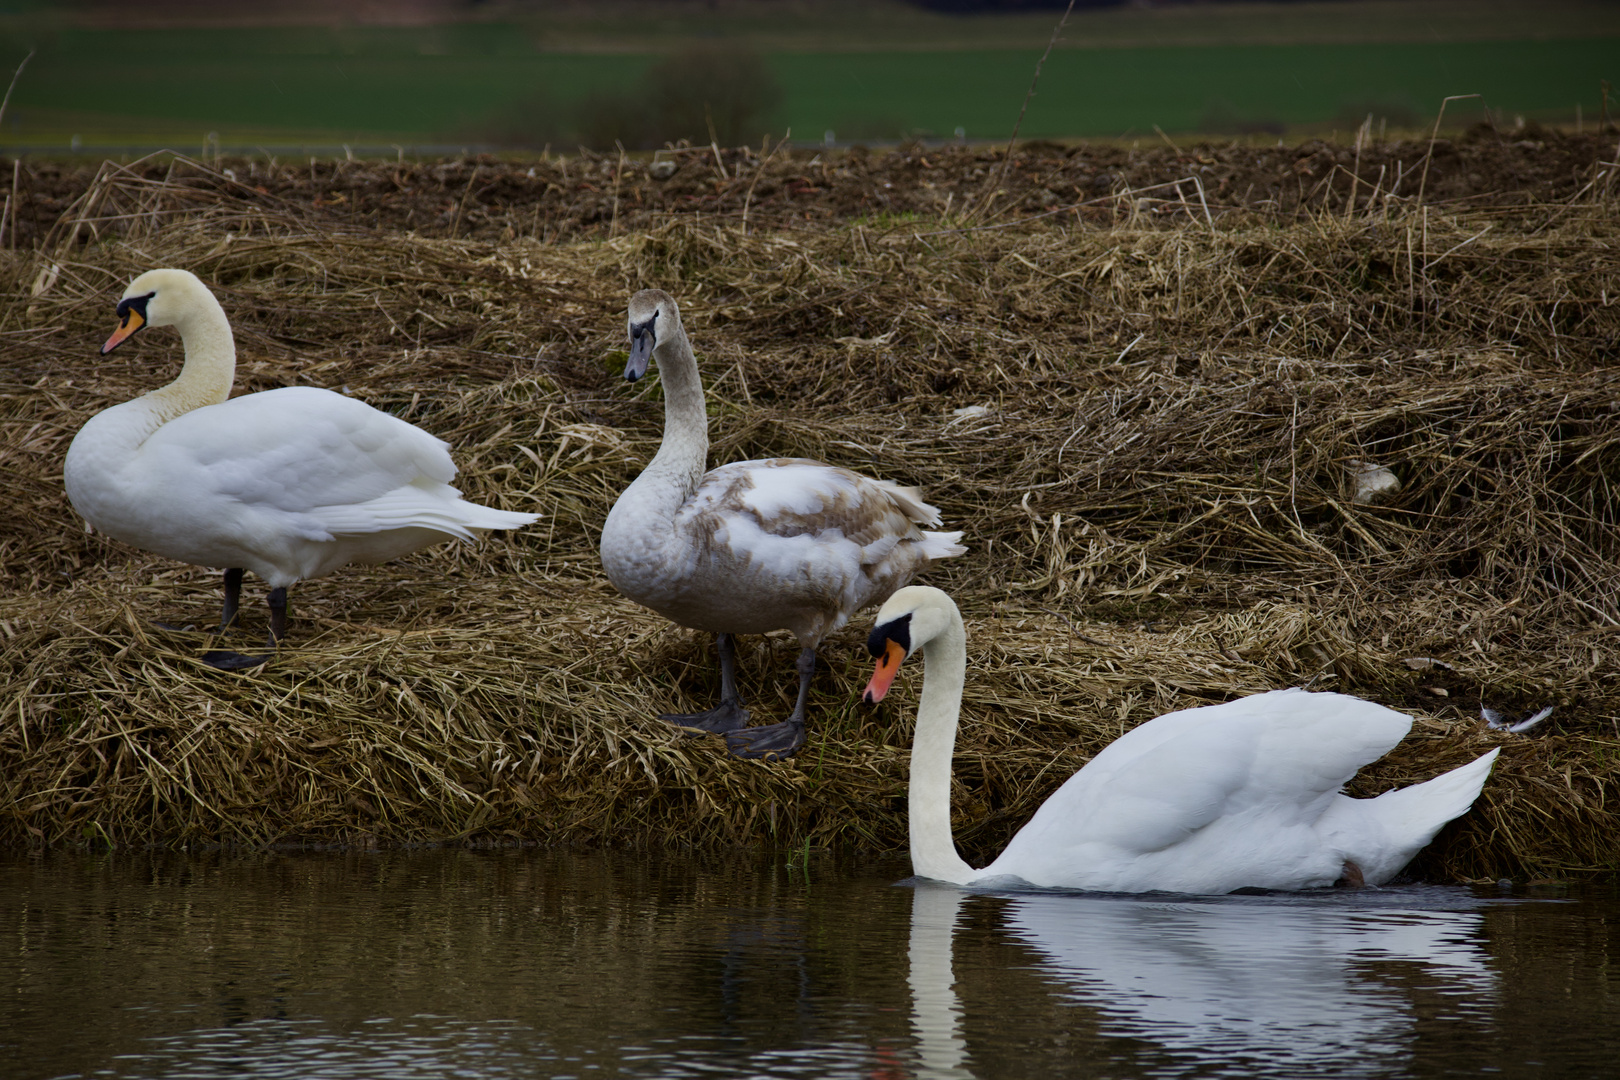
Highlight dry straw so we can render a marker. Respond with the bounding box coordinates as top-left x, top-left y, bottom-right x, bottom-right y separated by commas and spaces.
1, 145, 1616, 881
